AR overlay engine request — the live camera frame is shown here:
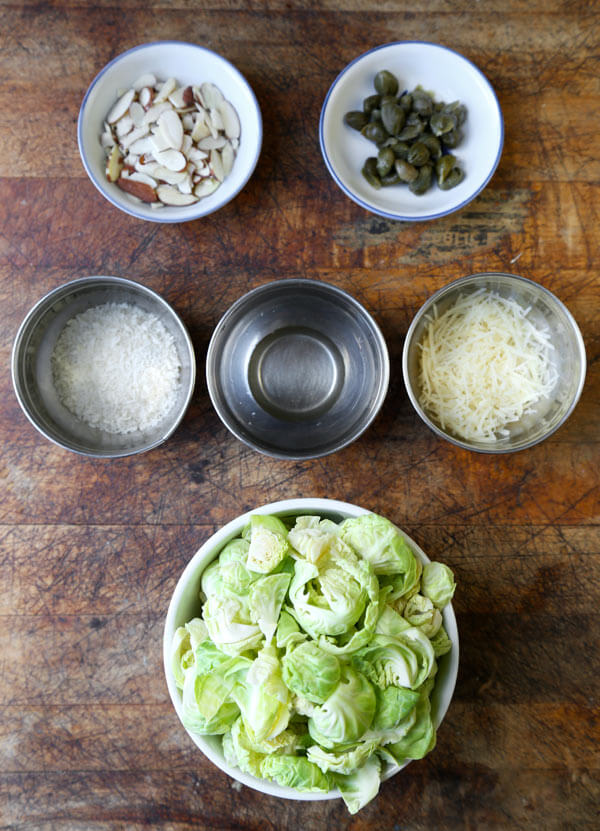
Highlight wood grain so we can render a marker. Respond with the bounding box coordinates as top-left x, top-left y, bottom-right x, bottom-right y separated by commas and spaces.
0, 1, 599, 829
